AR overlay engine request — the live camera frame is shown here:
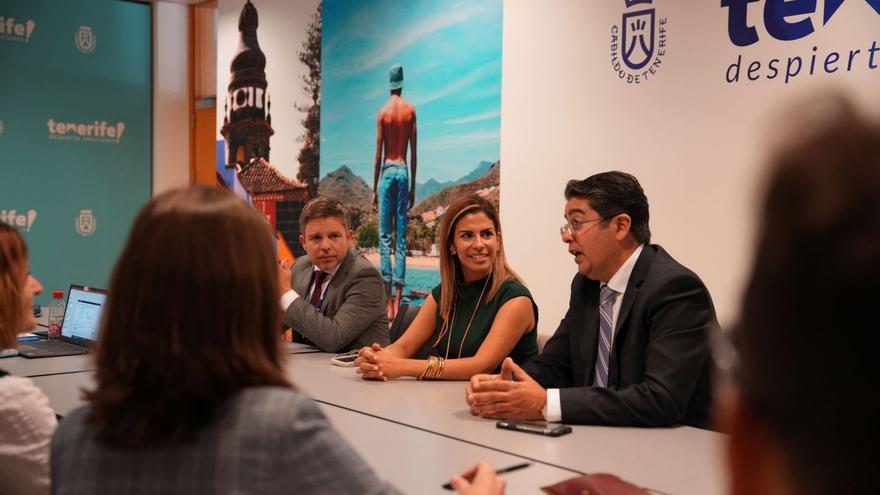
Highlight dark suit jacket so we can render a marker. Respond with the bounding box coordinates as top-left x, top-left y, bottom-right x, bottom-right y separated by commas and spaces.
282, 248, 389, 353
523, 245, 717, 428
